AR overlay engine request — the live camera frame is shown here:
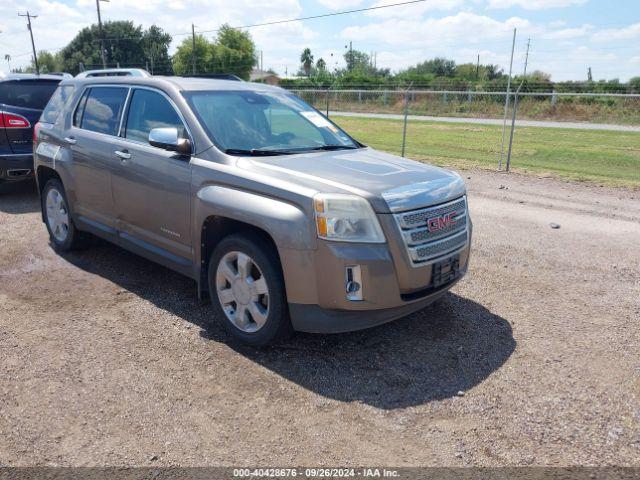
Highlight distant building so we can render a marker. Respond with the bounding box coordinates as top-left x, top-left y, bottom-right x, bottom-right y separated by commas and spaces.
250, 69, 280, 85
